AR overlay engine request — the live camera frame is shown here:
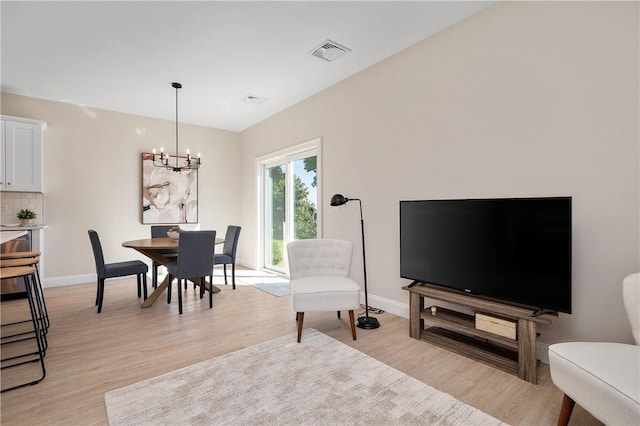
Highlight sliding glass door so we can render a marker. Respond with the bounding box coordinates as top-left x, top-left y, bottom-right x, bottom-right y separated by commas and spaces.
262, 142, 319, 274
